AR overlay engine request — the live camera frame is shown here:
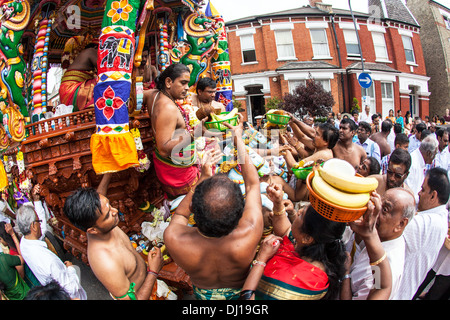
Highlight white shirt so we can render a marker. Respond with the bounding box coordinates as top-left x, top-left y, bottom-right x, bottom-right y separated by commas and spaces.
20, 237, 87, 300
356, 138, 381, 164
34, 200, 48, 240
404, 148, 426, 204
408, 135, 421, 153
359, 112, 373, 124
387, 129, 395, 152
434, 146, 449, 171
393, 205, 449, 300
347, 234, 406, 300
